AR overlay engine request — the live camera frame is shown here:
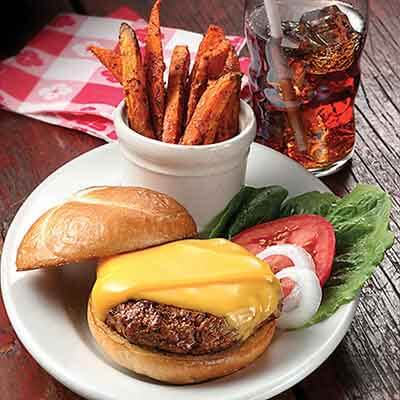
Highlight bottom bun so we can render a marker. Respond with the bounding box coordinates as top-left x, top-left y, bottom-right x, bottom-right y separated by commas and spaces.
87, 299, 276, 384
